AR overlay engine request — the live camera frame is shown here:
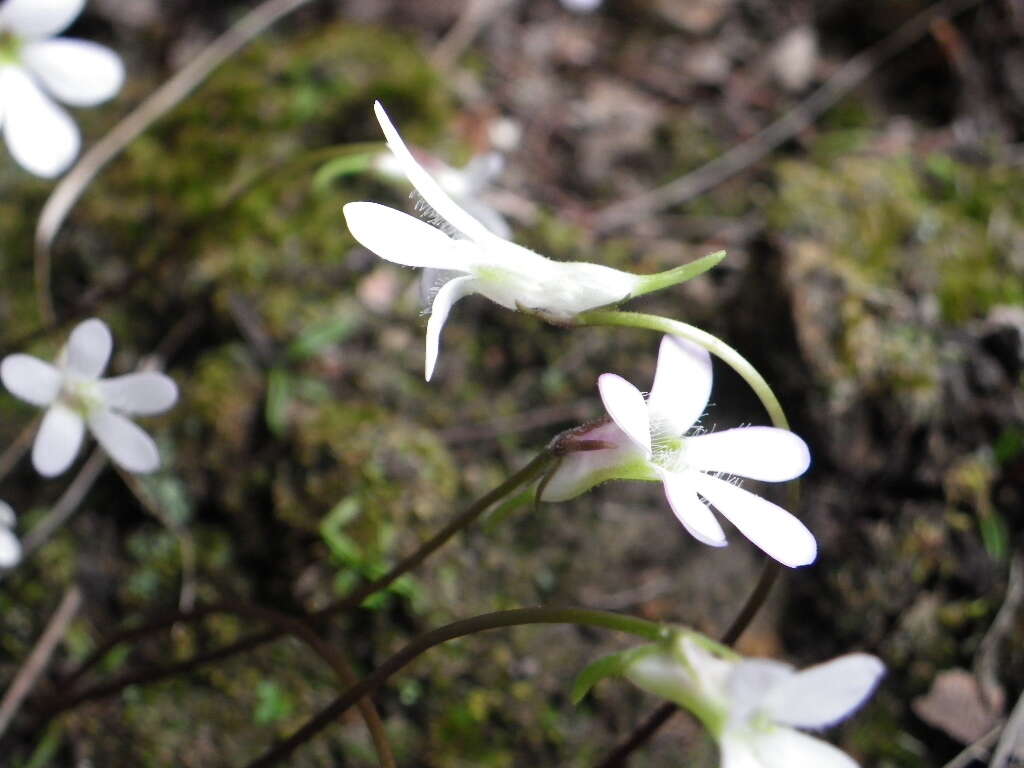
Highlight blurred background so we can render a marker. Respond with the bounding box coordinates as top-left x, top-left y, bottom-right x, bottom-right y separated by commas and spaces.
1, 0, 1022, 765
